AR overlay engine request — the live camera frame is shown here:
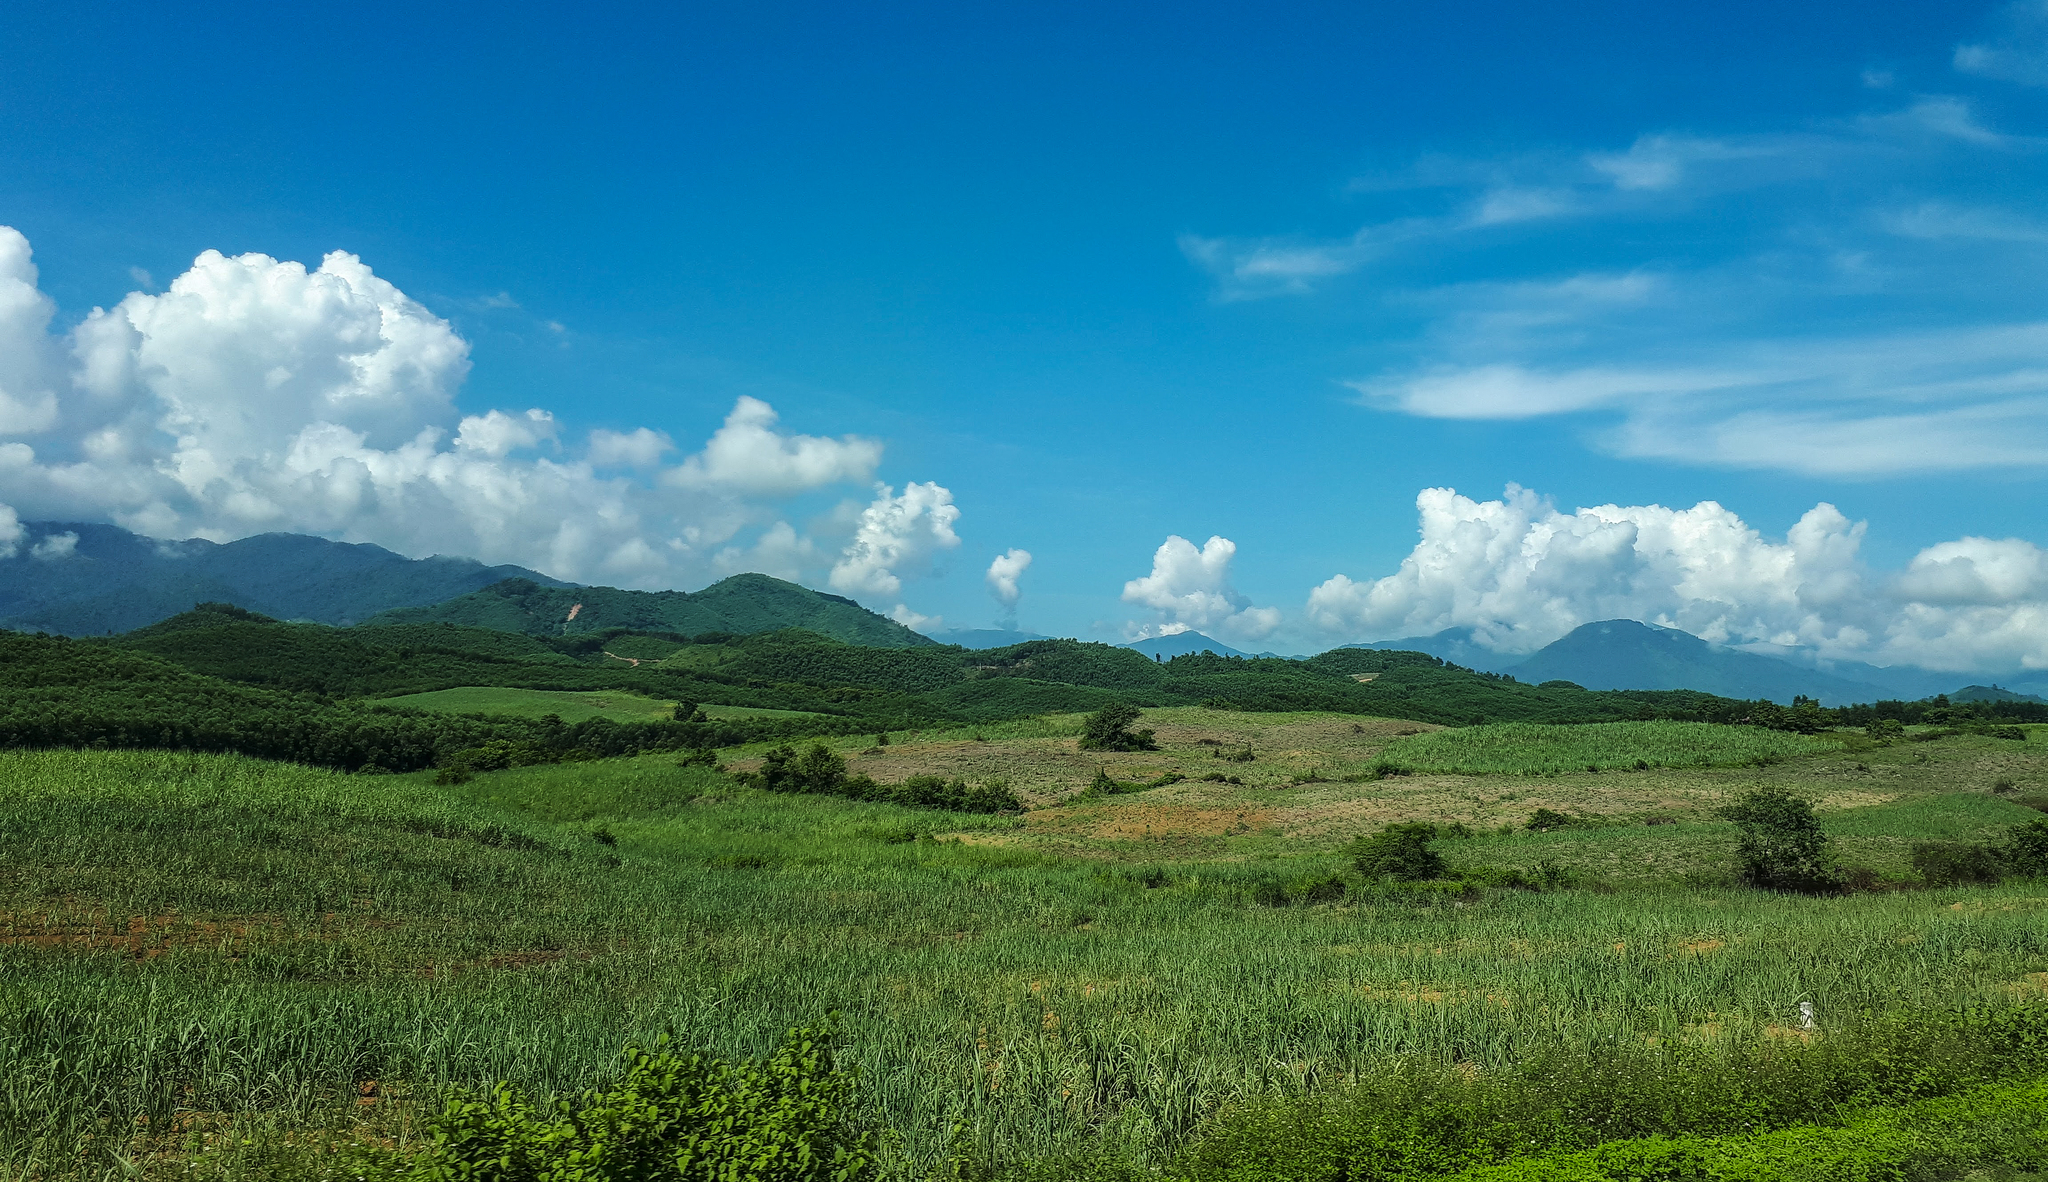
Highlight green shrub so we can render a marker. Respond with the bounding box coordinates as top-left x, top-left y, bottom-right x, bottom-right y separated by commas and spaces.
1078, 702, 1158, 752
1349, 823, 1445, 882
1525, 808, 1577, 832
1905, 818, 2048, 886
1911, 840, 2007, 886
1717, 785, 1835, 892
2009, 818, 2048, 875
378, 1025, 876, 1181
752, 743, 1020, 813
